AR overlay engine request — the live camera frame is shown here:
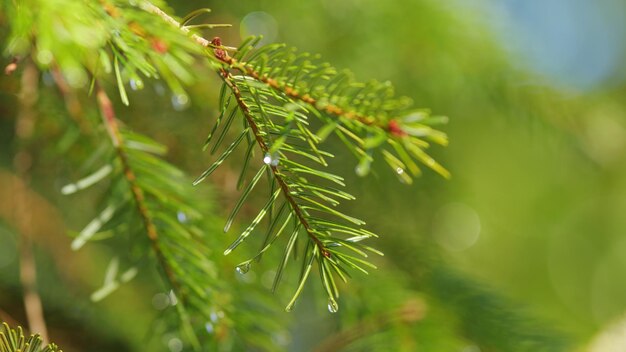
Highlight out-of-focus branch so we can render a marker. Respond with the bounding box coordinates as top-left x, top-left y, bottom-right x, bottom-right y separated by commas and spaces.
313, 298, 427, 352
141, 1, 385, 129
13, 59, 49, 343
0, 308, 20, 328
50, 66, 92, 134
95, 84, 185, 305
